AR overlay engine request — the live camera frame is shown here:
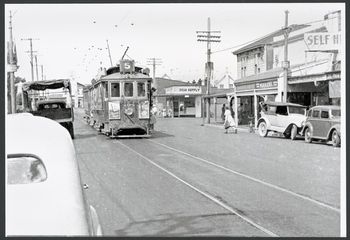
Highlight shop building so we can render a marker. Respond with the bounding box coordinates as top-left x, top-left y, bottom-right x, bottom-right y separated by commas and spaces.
227, 10, 342, 128
153, 77, 203, 118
